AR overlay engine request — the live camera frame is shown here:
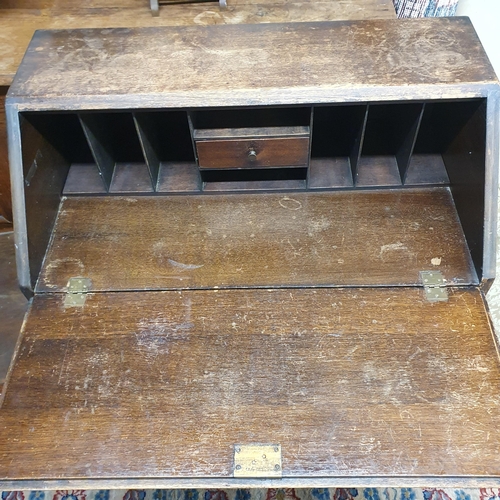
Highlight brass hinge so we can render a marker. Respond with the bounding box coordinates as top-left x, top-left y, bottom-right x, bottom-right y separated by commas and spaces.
420, 270, 448, 302
64, 277, 92, 308
234, 444, 282, 478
